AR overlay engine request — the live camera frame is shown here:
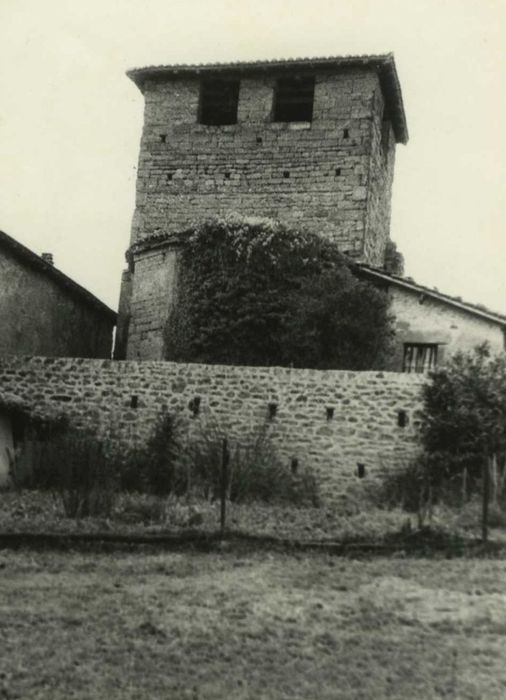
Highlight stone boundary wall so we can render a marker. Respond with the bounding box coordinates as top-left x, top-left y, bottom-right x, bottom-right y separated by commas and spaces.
0, 357, 426, 503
